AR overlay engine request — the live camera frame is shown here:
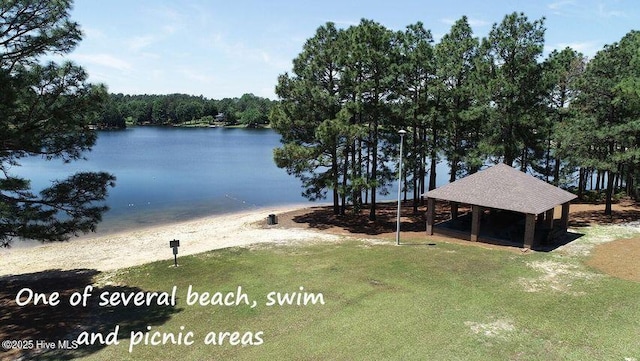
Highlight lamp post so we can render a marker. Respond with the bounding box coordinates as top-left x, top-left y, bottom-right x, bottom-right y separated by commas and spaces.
396, 129, 406, 245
